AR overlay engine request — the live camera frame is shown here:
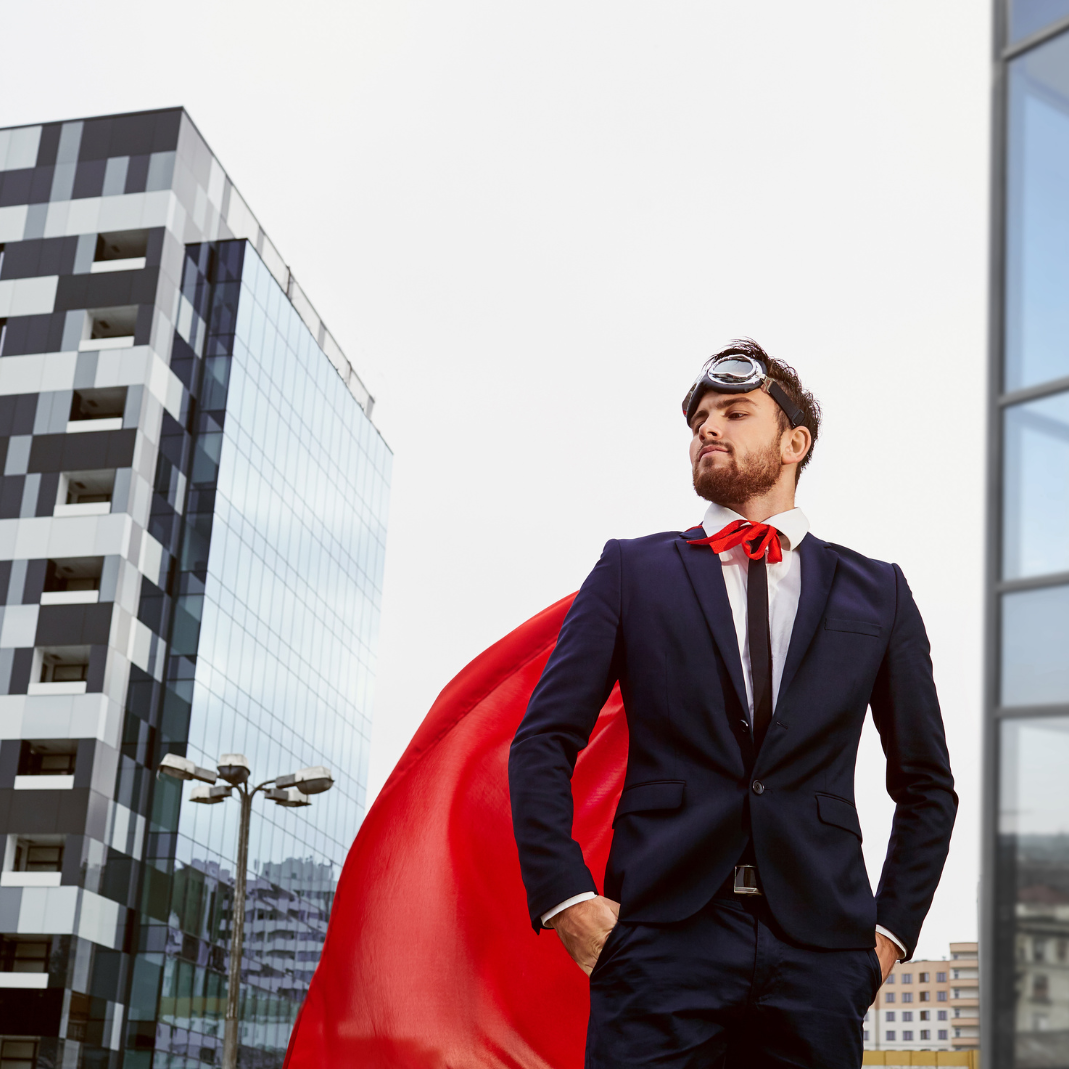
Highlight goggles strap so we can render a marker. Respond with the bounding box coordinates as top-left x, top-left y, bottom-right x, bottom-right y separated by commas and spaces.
762, 378, 805, 429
